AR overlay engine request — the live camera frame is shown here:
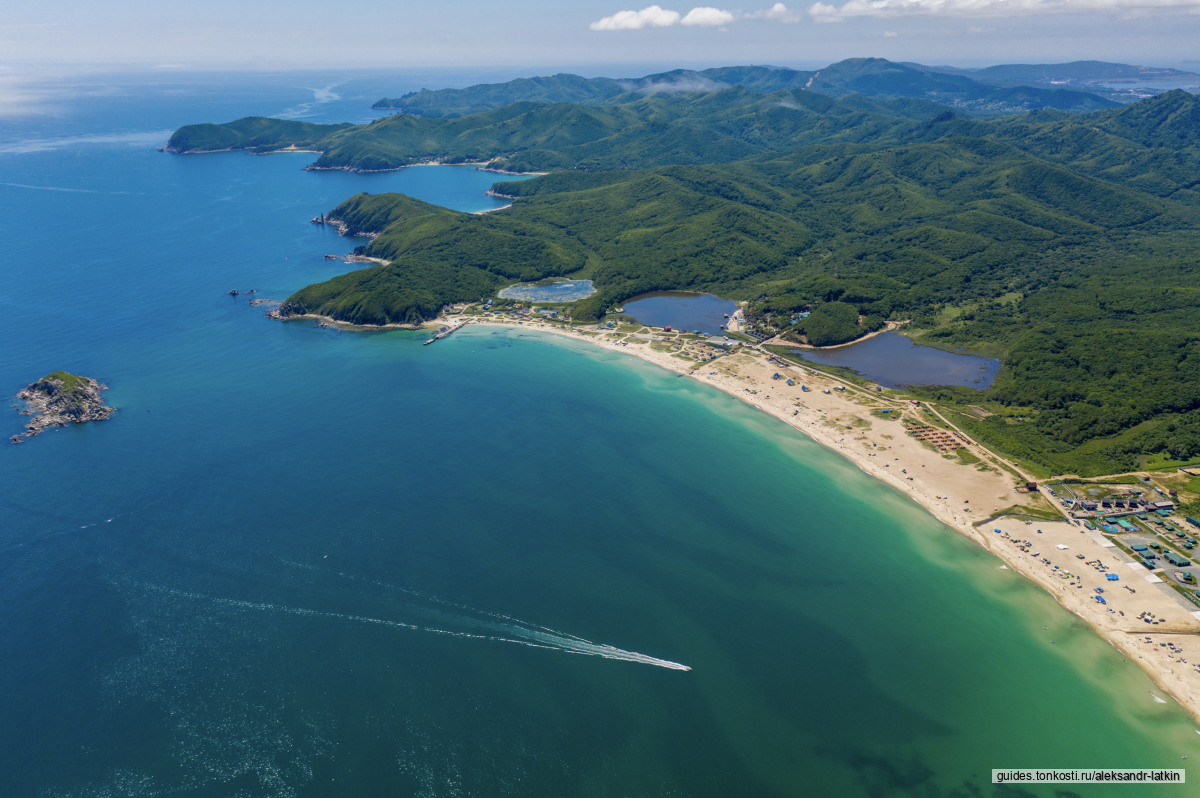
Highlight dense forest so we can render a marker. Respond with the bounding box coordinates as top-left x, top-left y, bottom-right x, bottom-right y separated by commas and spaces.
173, 78, 1200, 477
369, 59, 1118, 118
